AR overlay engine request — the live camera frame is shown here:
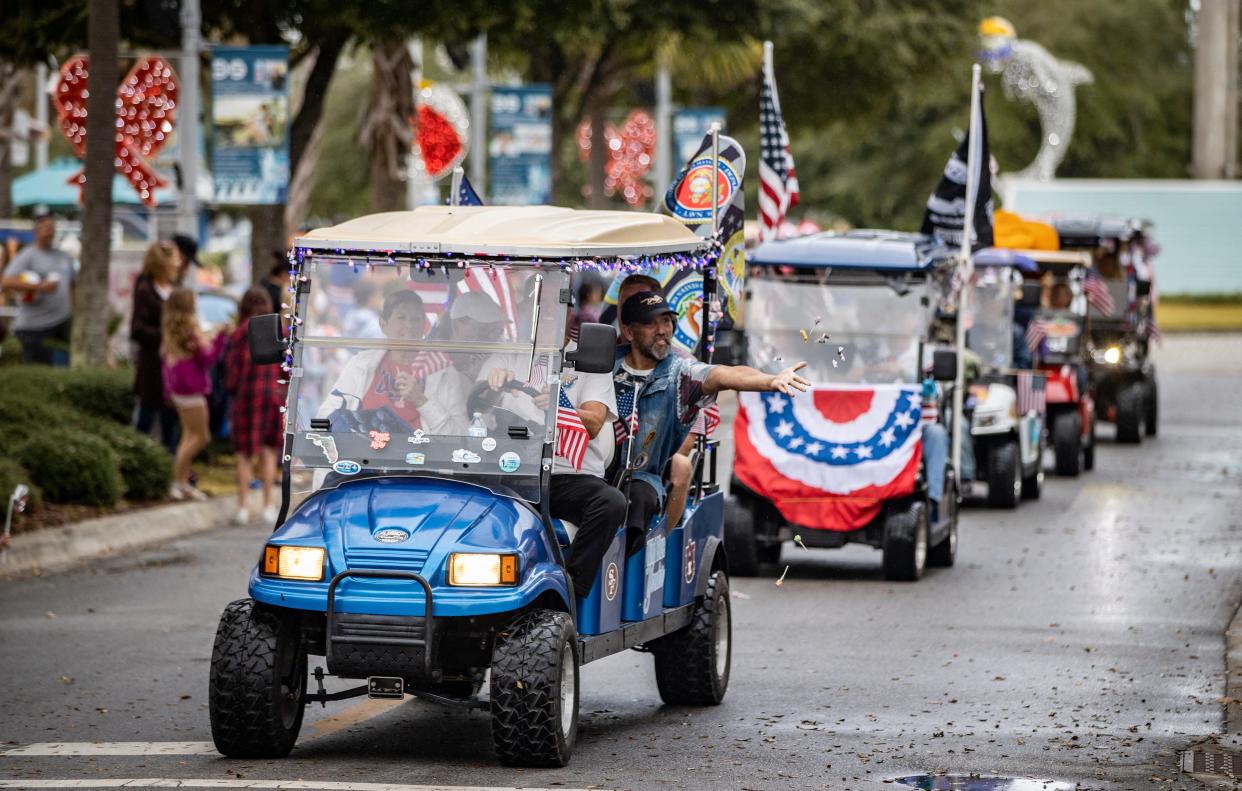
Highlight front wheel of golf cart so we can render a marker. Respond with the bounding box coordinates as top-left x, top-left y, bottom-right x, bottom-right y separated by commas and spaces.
723, 494, 763, 577
1115, 382, 1145, 444
209, 599, 306, 758
650, 569, 732, 705
1052, 411, 1083, 476
882, 501, 928, 582
986, 438, 1022, 509
490, 610, 579, 767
